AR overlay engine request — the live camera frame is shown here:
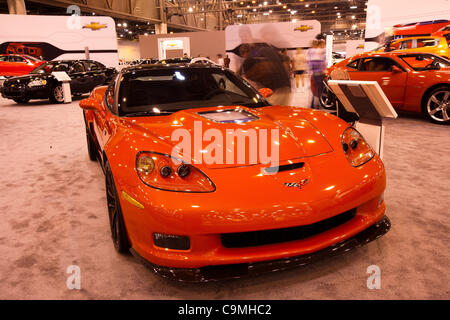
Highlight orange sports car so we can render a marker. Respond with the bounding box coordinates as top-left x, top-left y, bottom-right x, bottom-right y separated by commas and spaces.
323, 52, 450, 124
80, 63, 390, 282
